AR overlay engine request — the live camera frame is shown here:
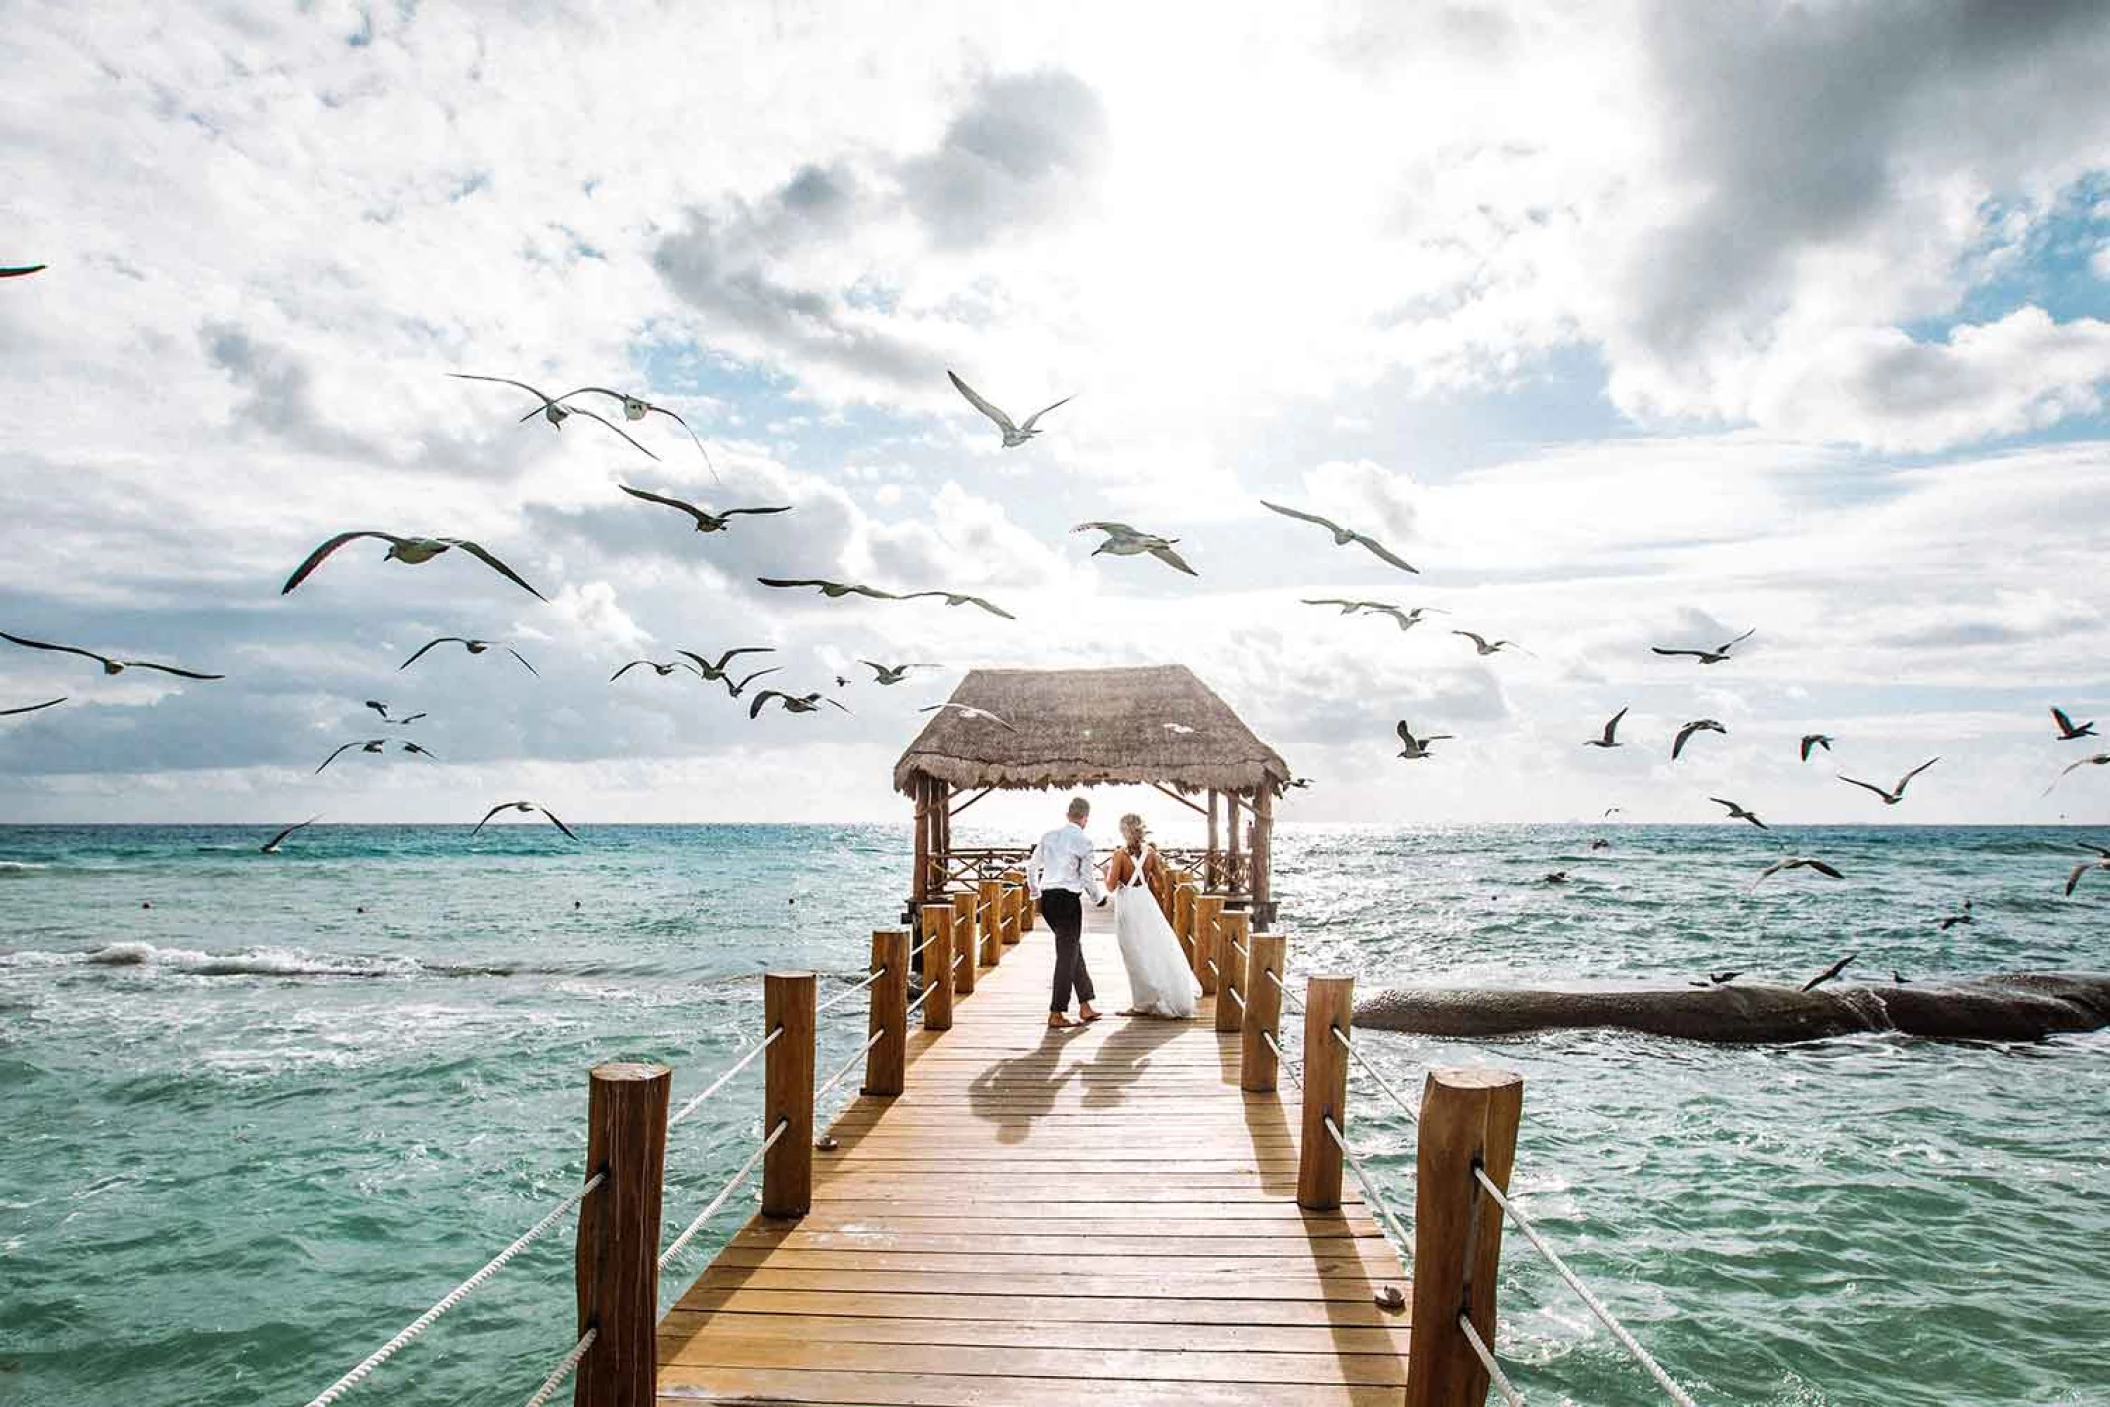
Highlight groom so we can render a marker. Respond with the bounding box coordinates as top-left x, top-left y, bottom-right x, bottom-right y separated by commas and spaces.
1027, 795, 1105, 1029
